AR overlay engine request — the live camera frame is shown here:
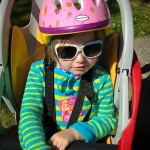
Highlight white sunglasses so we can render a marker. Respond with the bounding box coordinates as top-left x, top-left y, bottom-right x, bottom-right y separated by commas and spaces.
54, 40, 103, 60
